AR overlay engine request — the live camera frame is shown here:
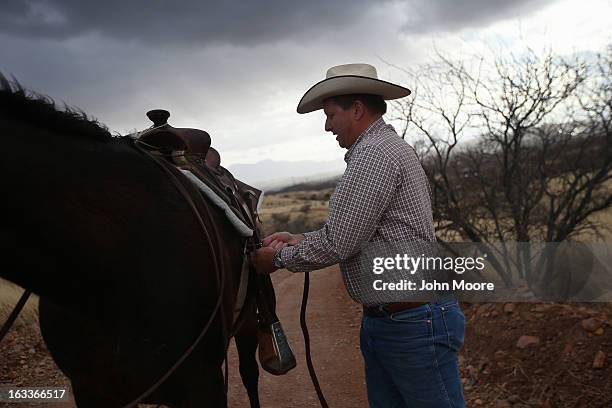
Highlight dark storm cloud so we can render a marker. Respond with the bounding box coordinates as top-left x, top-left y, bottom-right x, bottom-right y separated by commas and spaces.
402, 0, 557, 33
0, 0, 380, 45
1, 0, 558, 45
